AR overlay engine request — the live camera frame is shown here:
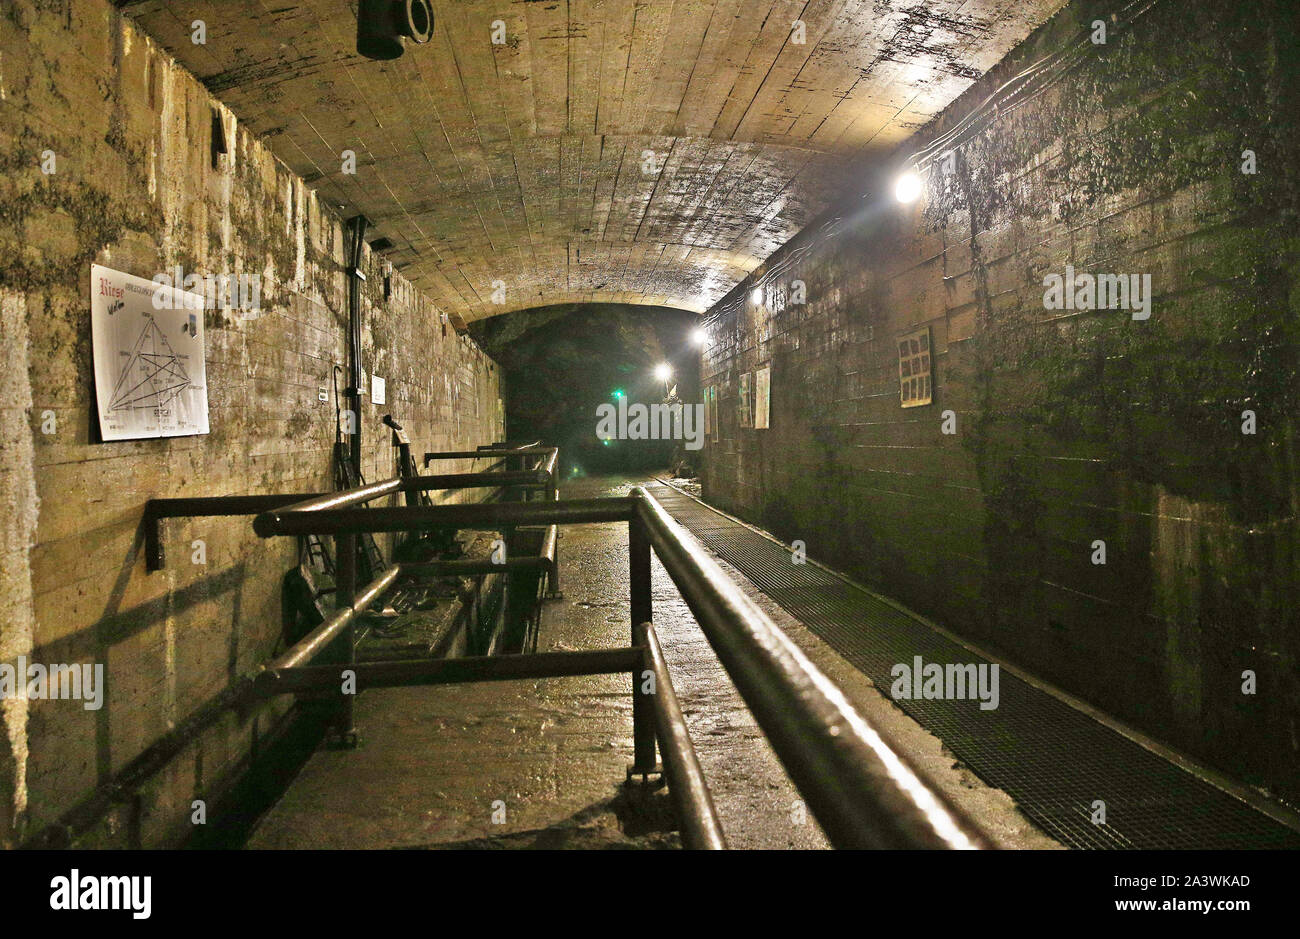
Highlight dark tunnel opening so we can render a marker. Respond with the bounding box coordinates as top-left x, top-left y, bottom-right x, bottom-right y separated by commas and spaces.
470, 304, 703, 478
